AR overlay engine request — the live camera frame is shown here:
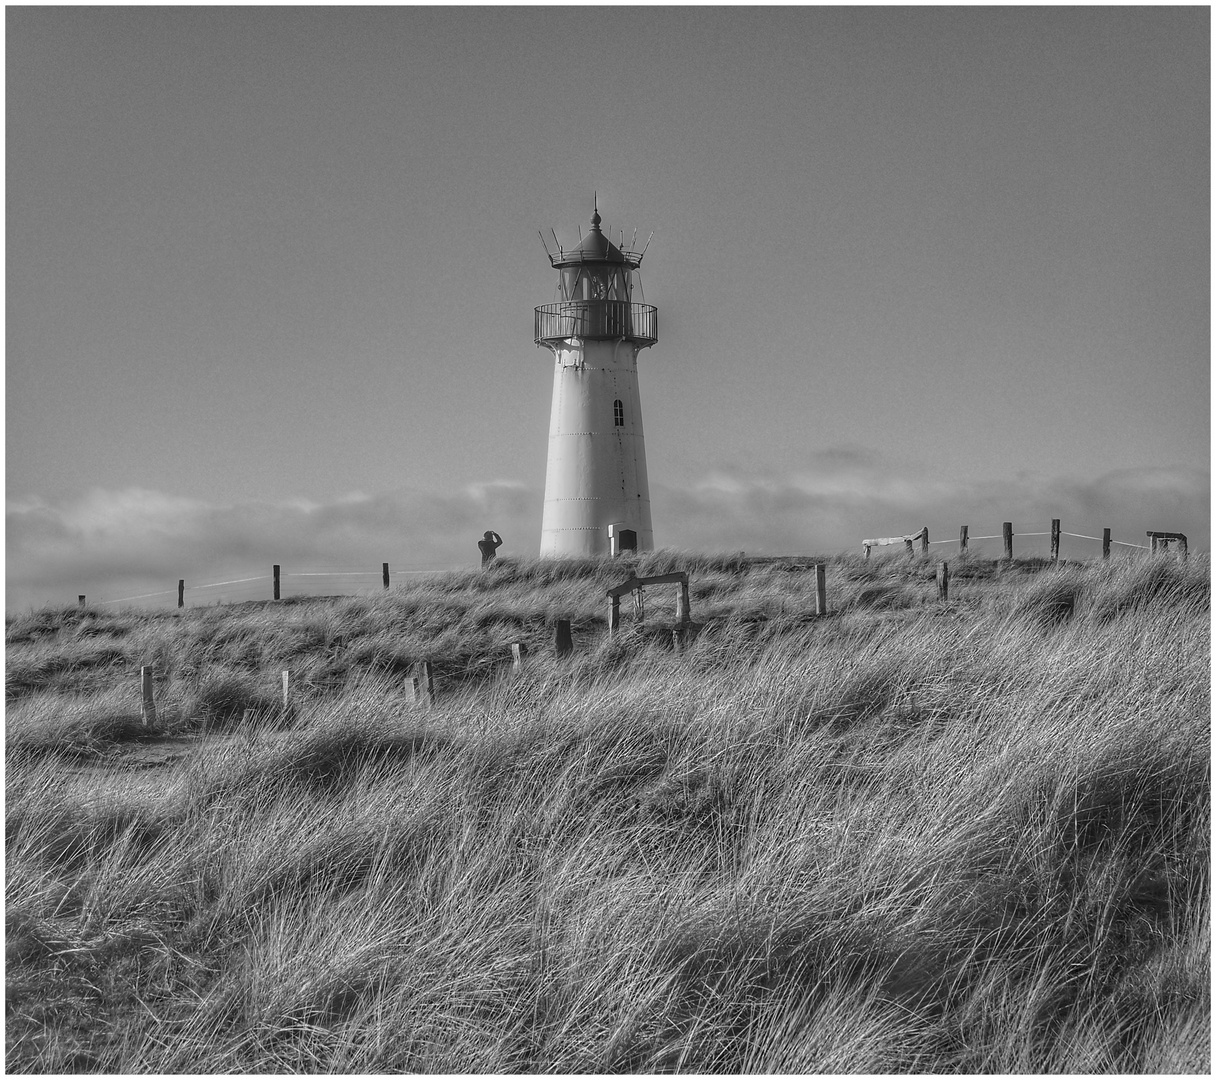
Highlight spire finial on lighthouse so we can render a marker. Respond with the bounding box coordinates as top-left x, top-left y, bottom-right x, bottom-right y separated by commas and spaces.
590, 192, 601, 230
